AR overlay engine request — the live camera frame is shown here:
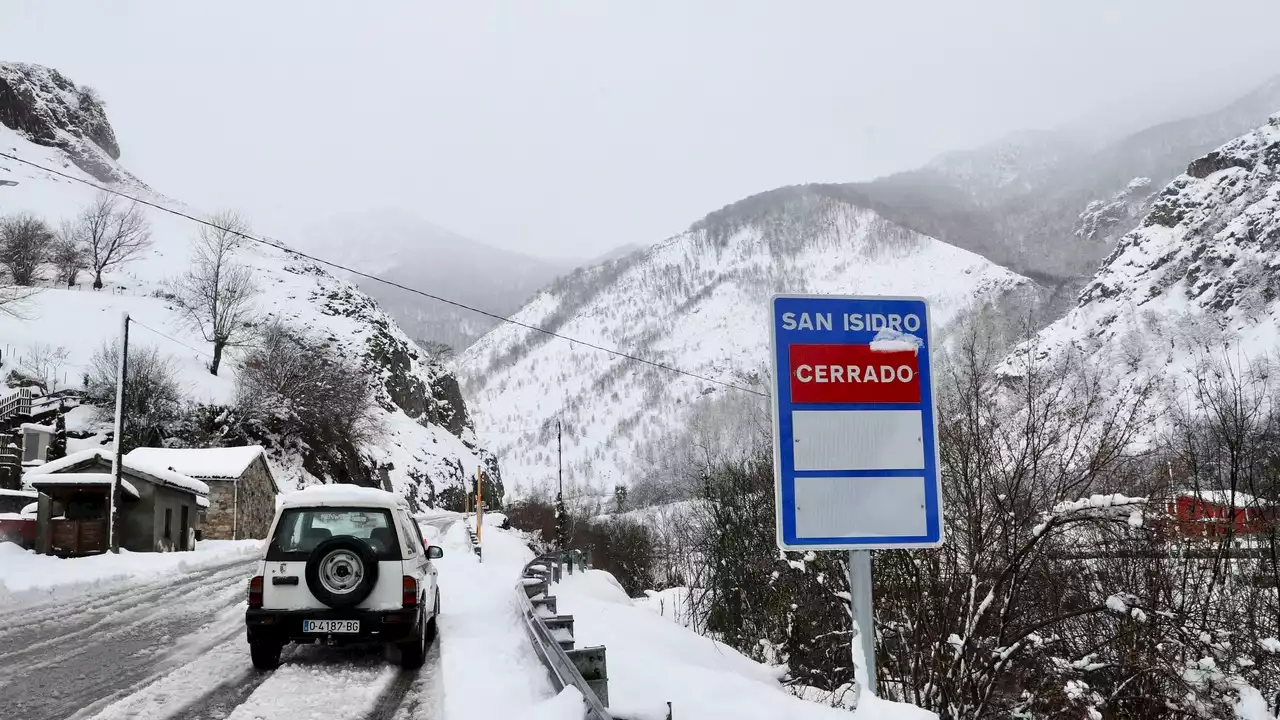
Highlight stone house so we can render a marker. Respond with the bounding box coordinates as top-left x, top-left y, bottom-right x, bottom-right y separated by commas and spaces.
24, 448, 208, 555
124, 446, 279, 540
